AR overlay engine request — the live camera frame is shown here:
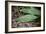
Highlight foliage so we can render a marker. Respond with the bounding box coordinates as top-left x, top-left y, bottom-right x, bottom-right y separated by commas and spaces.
16, 6, 41, 22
